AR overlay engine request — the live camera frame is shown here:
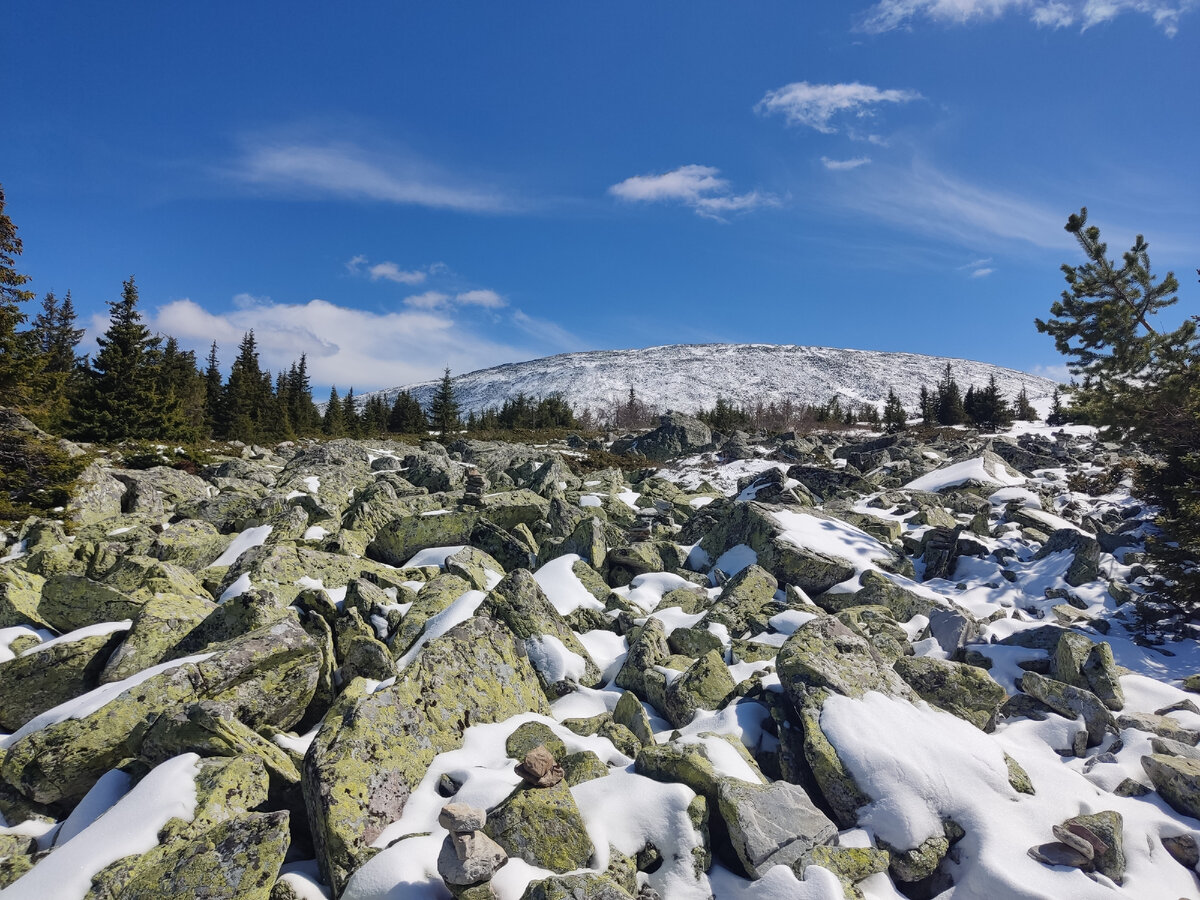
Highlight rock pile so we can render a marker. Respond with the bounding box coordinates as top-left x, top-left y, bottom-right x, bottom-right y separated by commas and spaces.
0, 421, 1198, 898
